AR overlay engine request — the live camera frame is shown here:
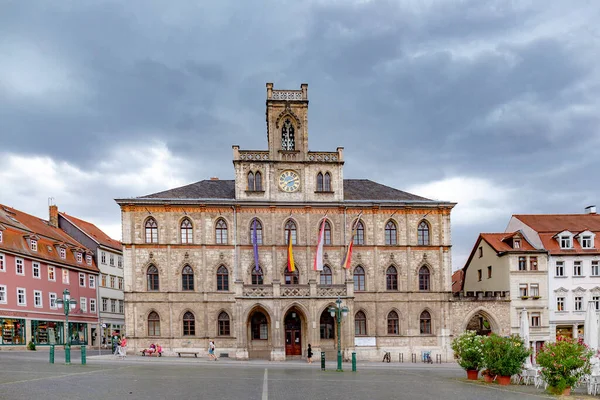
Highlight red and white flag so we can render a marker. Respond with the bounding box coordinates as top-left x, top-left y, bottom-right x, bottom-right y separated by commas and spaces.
313, 219, 326, 271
